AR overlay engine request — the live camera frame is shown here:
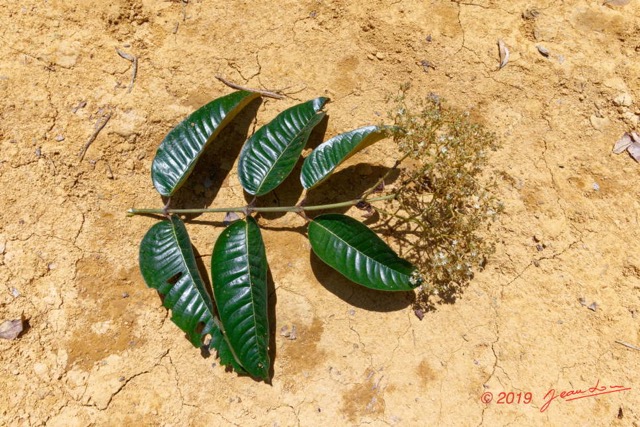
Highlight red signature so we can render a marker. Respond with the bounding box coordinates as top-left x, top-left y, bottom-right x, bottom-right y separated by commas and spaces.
540, 379, 631, 412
